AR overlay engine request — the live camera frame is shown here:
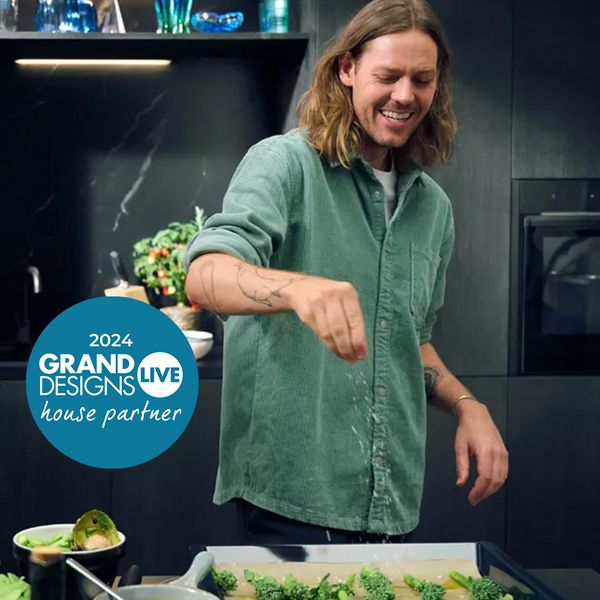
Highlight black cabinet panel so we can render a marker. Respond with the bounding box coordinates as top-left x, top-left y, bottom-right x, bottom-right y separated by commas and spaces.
507, 377, 600, 571
0, 381, 111, 573
413, 377, 507, 547
427, 0, 512, 376
112, 379, 237, 575
513, 0, 600, 178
